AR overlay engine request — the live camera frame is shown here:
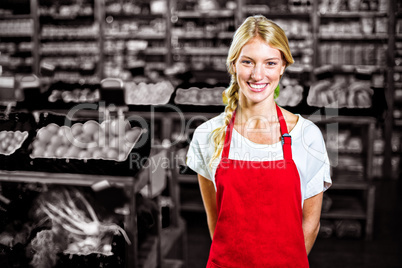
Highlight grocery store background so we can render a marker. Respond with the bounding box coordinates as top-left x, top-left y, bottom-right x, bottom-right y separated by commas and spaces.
0, 0, 402, 267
